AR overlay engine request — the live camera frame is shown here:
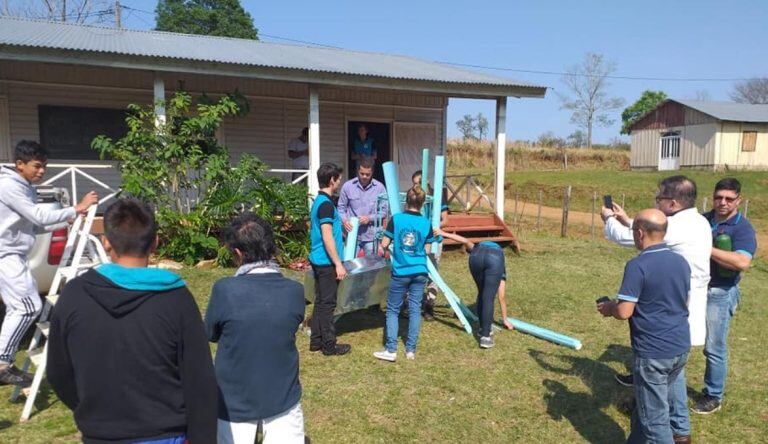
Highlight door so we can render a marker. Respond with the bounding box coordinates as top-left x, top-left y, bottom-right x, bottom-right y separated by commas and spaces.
659, 132, 681, 171
393, 123, 439, 190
